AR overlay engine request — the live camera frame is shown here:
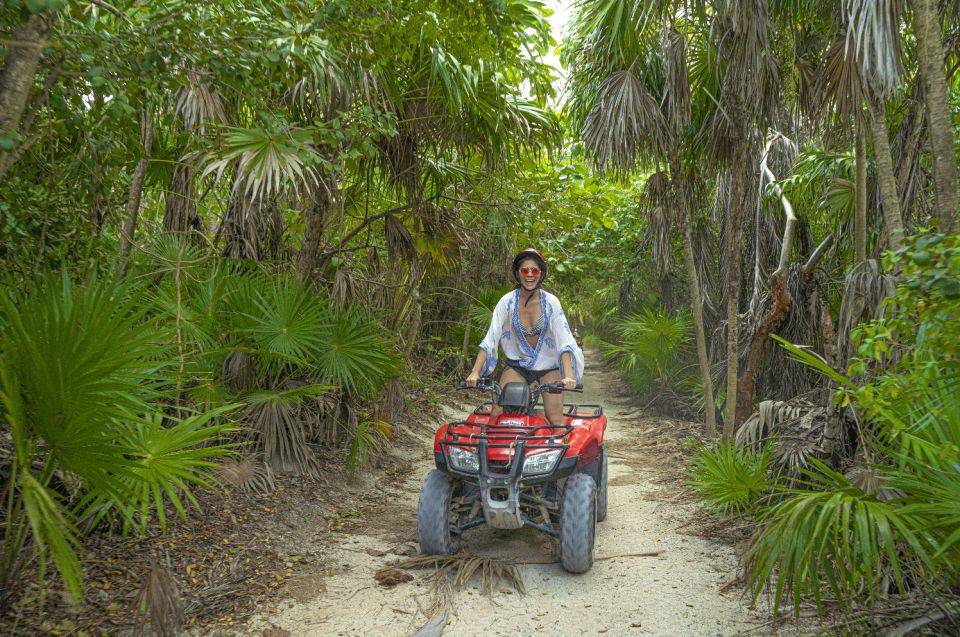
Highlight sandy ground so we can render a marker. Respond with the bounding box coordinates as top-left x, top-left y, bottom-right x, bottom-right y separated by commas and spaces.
245, 354, 808, 637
